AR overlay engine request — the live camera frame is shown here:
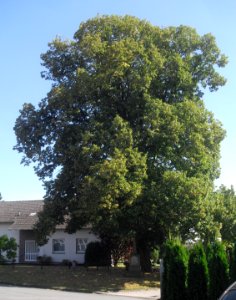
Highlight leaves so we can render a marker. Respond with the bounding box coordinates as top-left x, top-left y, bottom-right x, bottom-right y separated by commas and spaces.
0, 235, 17, 261
14, 15, 227, 248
